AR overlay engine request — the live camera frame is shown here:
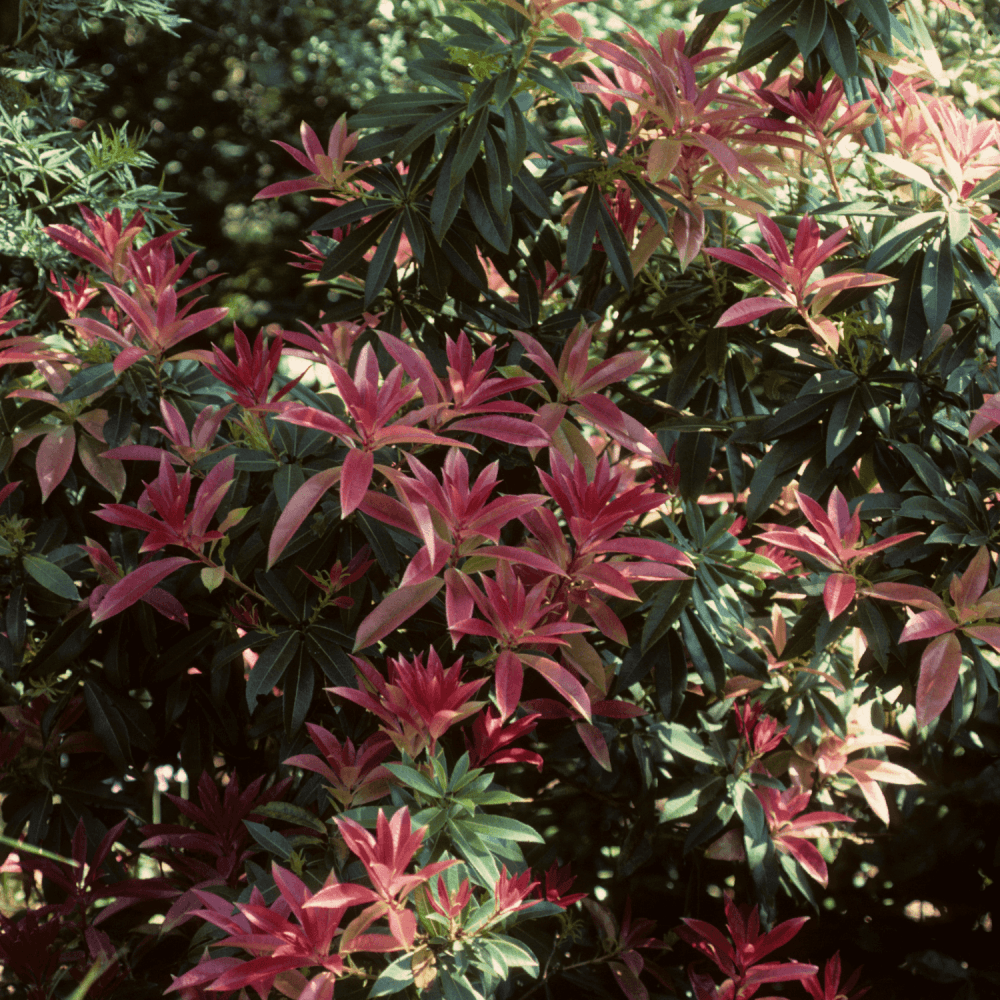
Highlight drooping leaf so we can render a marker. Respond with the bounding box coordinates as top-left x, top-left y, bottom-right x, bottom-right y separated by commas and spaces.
353, 577, 444, 651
